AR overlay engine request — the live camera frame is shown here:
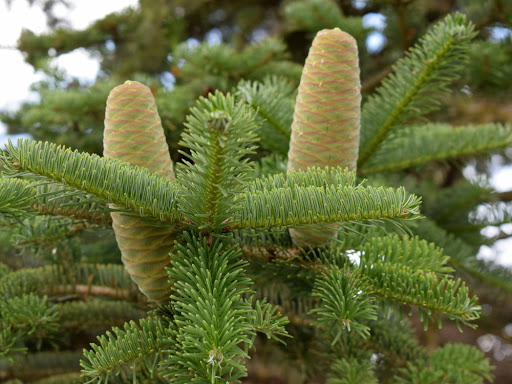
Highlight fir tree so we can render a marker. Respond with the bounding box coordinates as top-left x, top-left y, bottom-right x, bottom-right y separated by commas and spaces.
1, 1, 512, 383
